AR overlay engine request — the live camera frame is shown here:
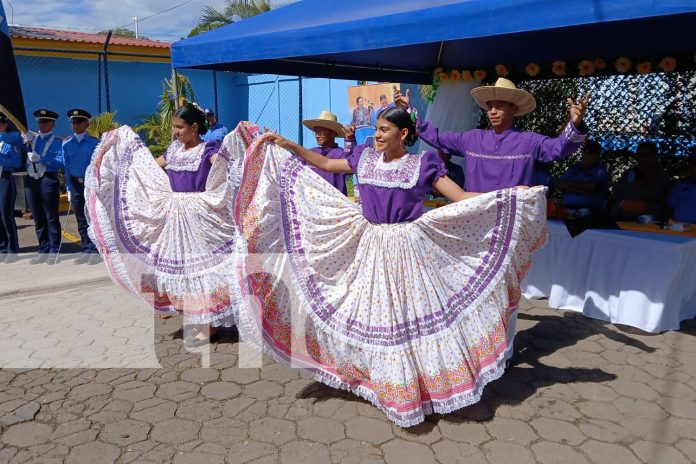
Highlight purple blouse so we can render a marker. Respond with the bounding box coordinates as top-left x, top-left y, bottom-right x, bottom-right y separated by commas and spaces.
346, 145, 447, 224
417, 118, 587, 192
311, 144, 349, 195
163, 140, 221, 192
